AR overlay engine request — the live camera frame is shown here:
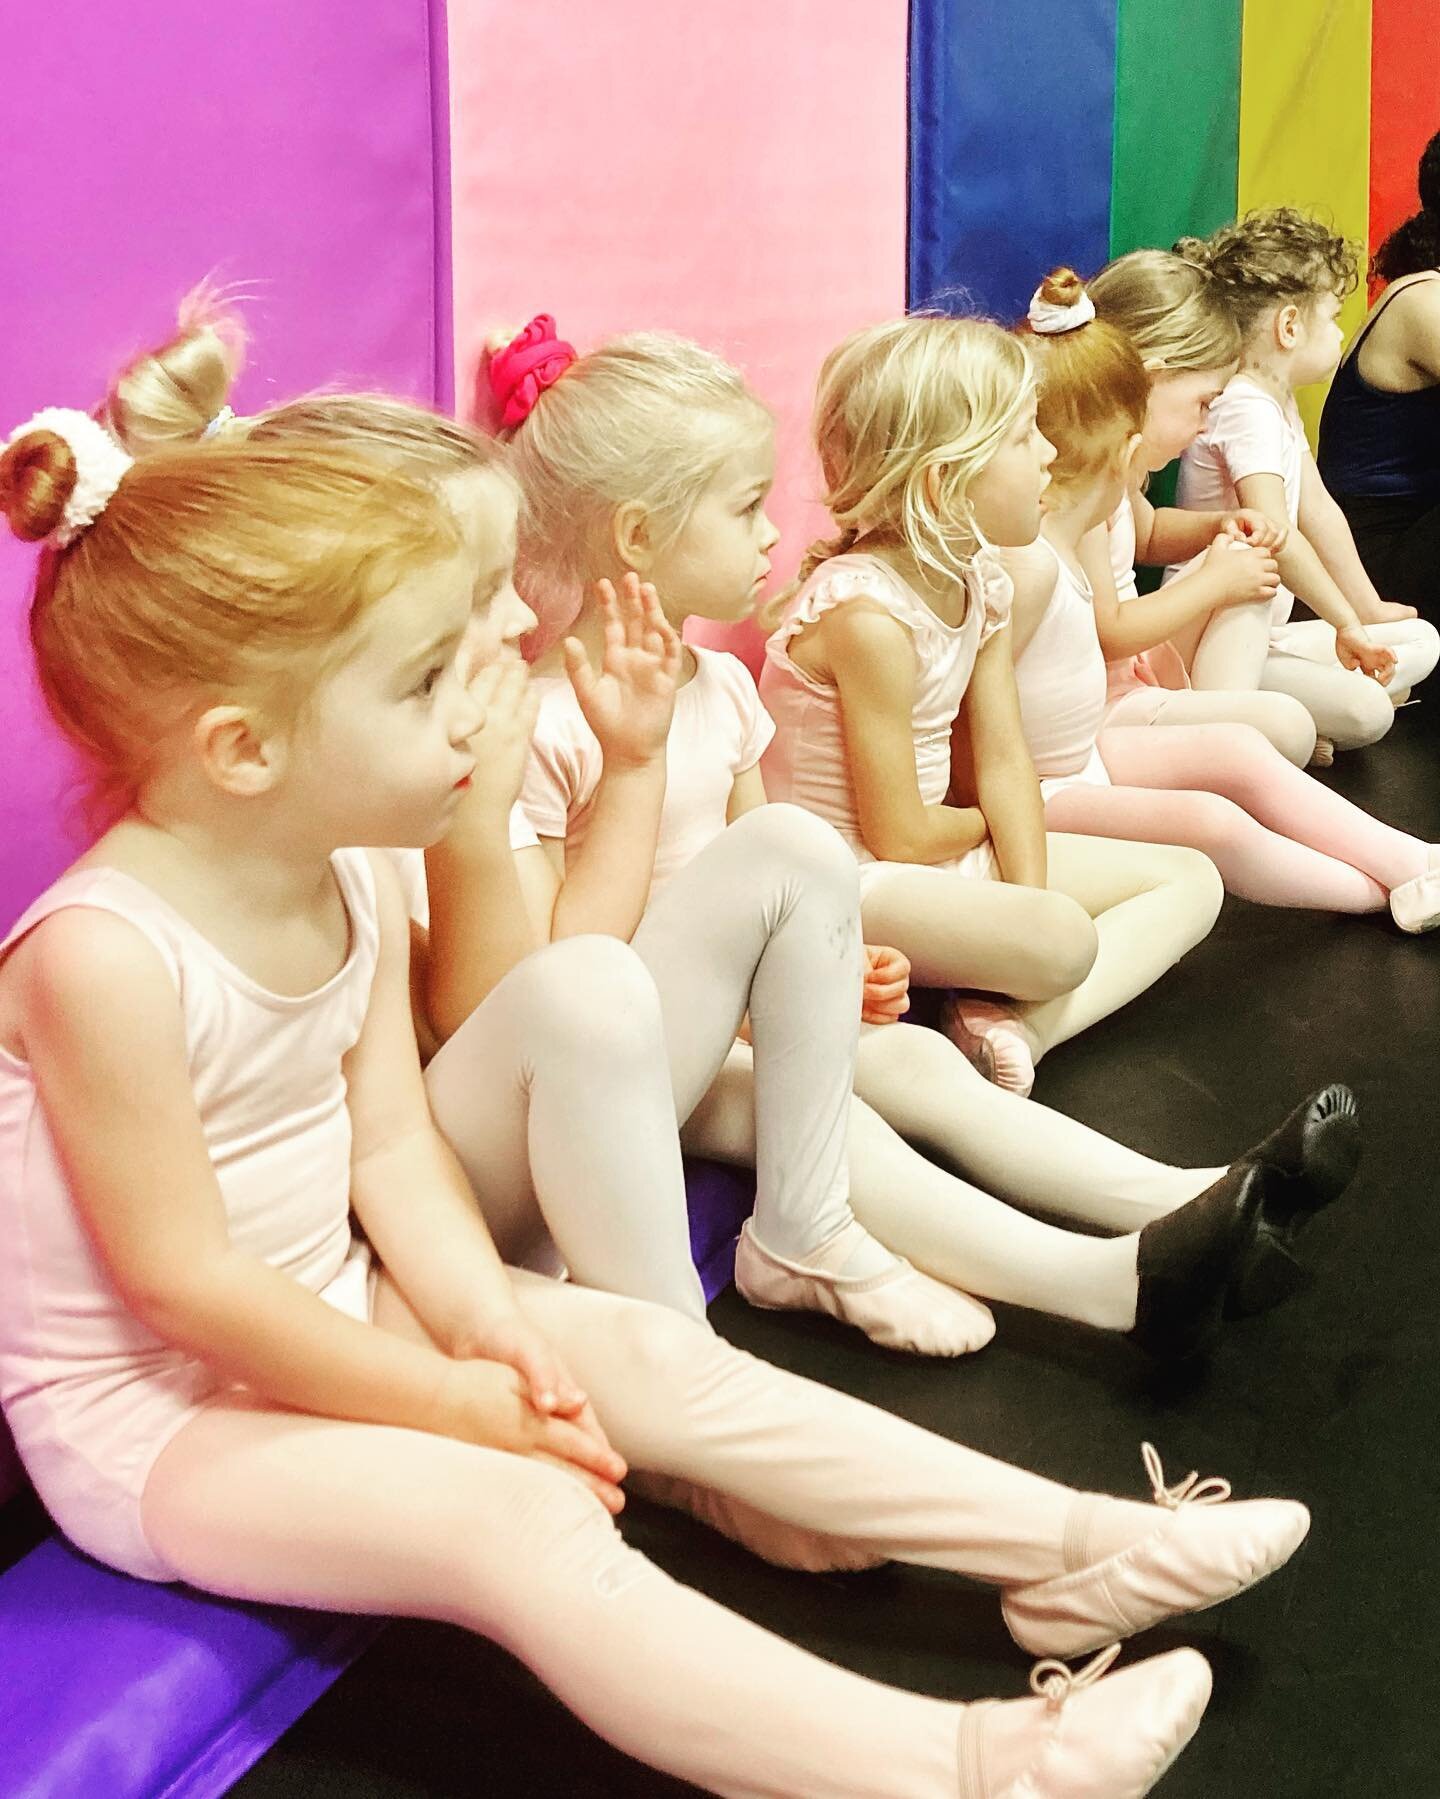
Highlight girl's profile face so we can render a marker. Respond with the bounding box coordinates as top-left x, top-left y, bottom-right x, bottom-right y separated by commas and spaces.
1142, 366, 1231, 469
642, 424, 780, 624
294, 546, 483, 849
443, 468, 539, 678
1290, 291, 1345, 386
966, 393, 1055, 546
